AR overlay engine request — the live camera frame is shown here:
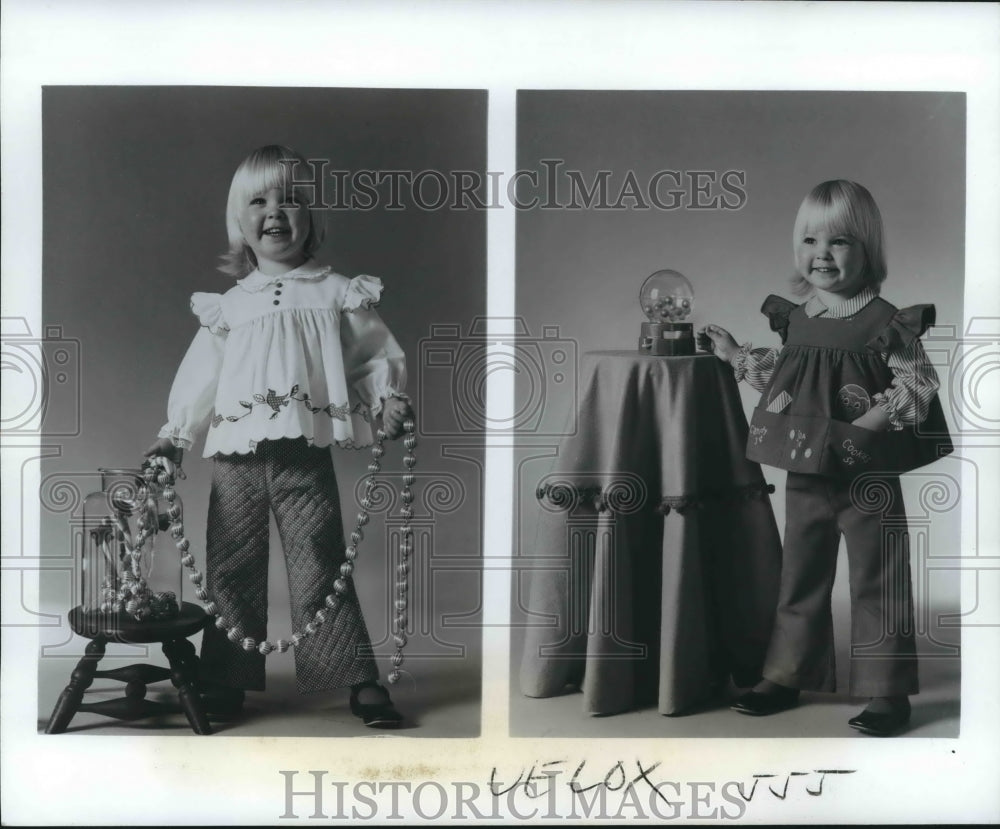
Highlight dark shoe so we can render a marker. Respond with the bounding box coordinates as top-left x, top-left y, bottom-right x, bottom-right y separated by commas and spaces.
731, 687, 800, 716
848, 700, 911, 737
200, 684, 245, 721
350, 682, 403, 729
